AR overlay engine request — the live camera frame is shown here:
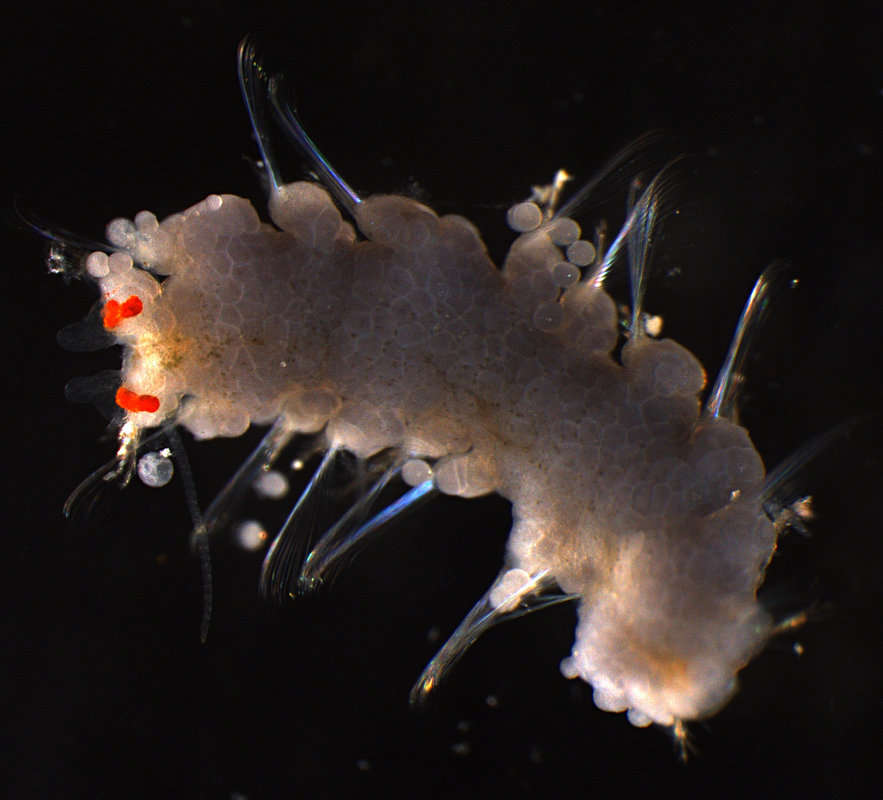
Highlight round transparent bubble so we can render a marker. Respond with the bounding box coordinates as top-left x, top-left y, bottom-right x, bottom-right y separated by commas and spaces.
137, 450, 174, 487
